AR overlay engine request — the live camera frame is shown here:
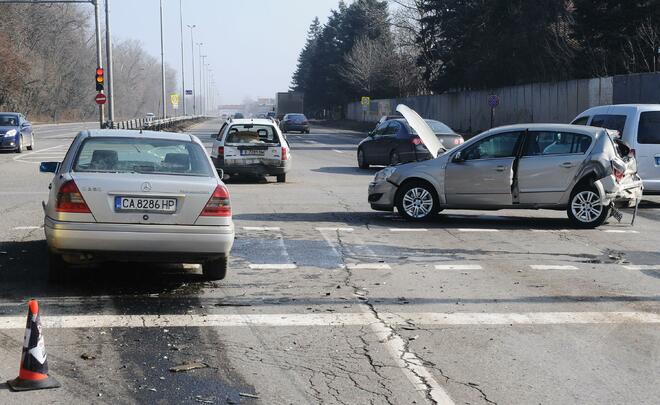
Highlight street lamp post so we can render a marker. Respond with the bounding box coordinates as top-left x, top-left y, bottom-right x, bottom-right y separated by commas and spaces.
178, 0, 186, 116
187, 25, 196, 115
159, 0, 166, 119
200, 54, 207, 116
